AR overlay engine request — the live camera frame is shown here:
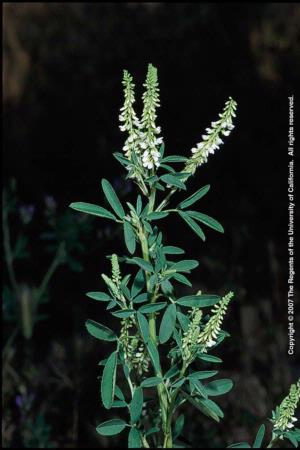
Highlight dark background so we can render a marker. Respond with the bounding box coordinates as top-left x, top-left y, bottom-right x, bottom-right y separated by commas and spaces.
3, 3, 300, 448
